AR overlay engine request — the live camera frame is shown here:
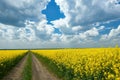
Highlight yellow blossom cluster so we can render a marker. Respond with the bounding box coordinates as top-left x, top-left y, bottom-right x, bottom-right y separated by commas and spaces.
0, 50, 27, 78
0, 50, 27, 62
33, 48, 120, 80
